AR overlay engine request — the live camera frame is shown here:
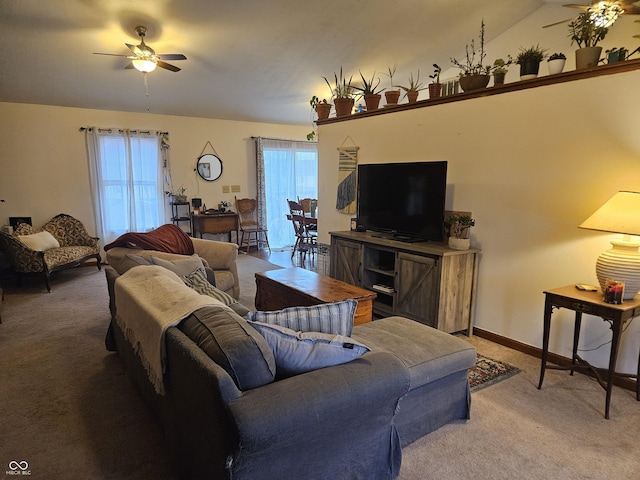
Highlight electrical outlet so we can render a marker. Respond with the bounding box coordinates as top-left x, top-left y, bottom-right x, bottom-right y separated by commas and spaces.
222, 185, 230, 193
231, 185, 241, 192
